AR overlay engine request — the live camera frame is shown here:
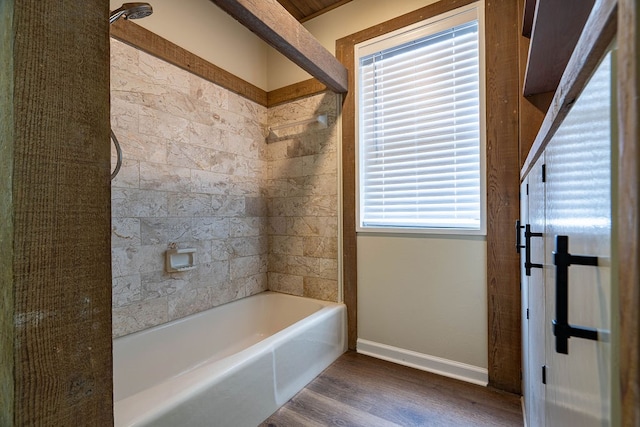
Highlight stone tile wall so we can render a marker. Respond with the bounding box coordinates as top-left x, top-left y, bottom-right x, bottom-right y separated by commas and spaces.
110, 39, 268, 337
110, 39, 340, 338
266, 93, 340, 302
